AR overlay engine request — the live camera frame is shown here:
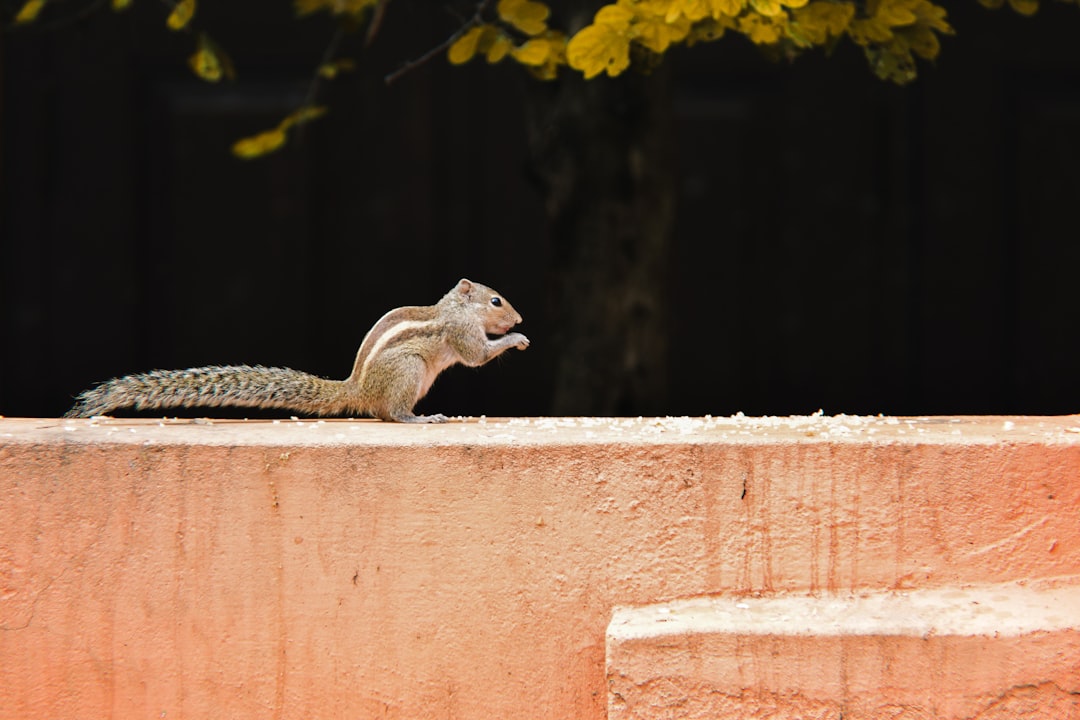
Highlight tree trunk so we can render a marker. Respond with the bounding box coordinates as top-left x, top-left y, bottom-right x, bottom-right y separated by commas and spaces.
523, 67, 676, 416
